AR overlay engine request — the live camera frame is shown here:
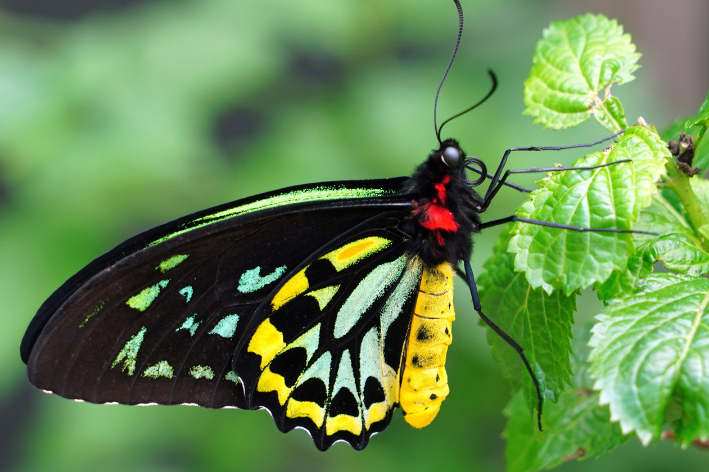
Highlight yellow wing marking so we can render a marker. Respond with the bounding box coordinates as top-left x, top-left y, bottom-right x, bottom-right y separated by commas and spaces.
305, 285, 340, 310
365, 403, 389, 428
248, 319, 286, 369
281, 351, 331, 428
400, 262, 455, 429
286, 400, 326, 428
271, 267, 309, 311
321, 236, 391, 272
254, 324, 325, 415
257, 366, 291, 405
326, 414, 363, 436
